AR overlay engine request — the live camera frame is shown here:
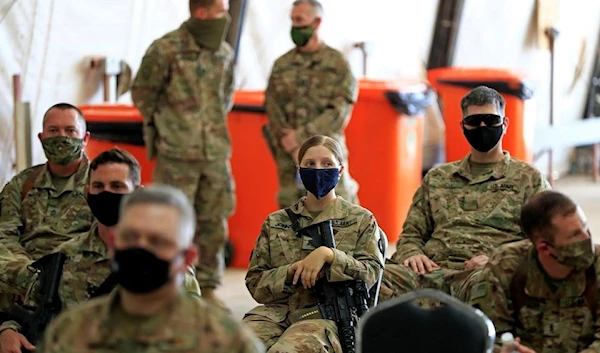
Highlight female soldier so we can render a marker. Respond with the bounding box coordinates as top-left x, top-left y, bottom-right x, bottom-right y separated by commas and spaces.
242, 135, 385, 352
